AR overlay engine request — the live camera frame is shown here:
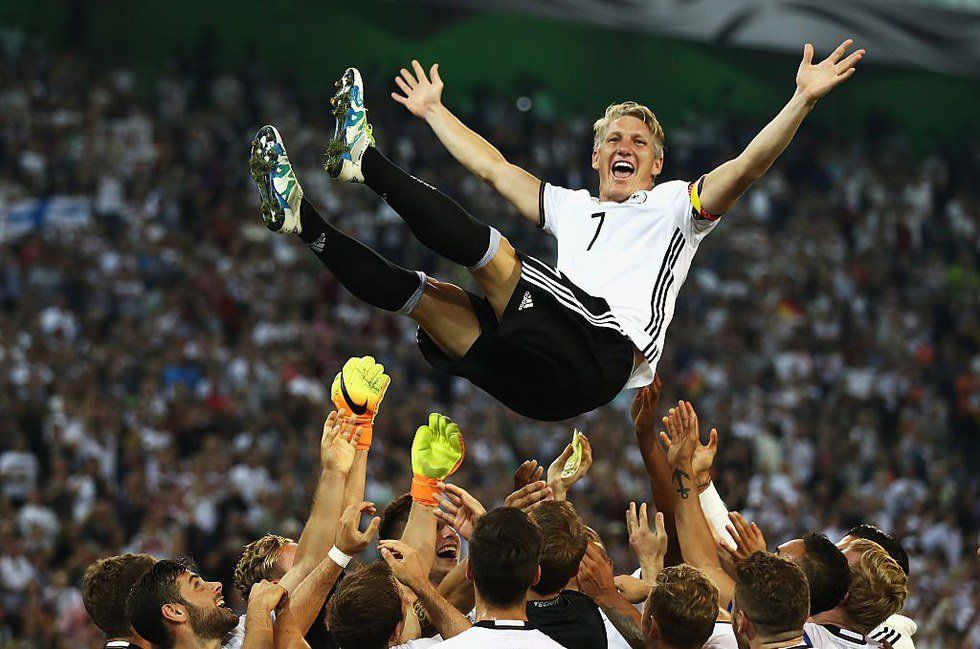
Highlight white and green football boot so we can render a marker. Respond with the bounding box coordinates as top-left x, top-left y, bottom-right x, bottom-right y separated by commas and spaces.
324, 67, 374, 183
249, 125, 303, 234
